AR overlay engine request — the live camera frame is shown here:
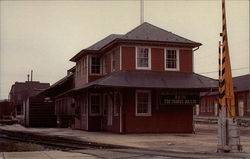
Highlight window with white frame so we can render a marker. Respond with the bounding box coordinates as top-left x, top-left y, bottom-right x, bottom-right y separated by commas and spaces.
135, 90, 151, 116
91, 56, 101, 74
82, 56, 87, 76
90, 94, 101, 115
165, 49, 179, 70
136, 47, 151, 69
